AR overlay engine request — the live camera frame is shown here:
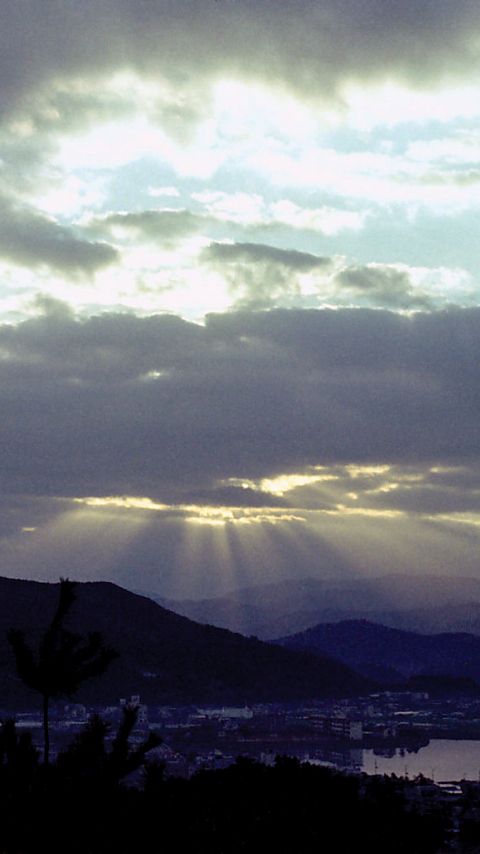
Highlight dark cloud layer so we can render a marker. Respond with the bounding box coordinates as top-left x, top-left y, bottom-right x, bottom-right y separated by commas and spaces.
0, 306, 479, 501
0, 196, 118, 276
1, 1, 479, 116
